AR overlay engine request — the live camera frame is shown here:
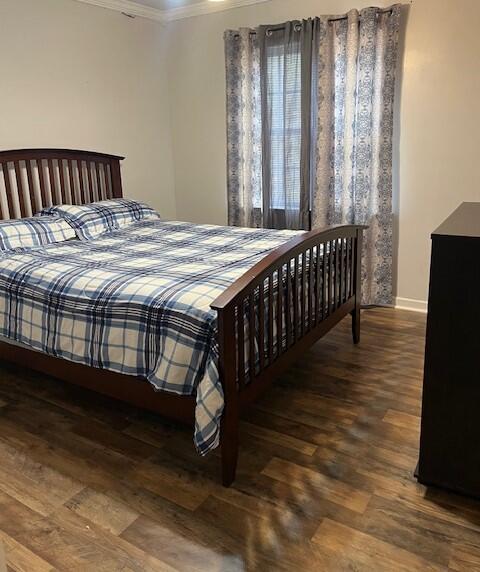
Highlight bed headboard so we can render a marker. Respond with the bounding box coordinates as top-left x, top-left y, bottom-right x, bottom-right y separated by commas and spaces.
0, 149, 124, 220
